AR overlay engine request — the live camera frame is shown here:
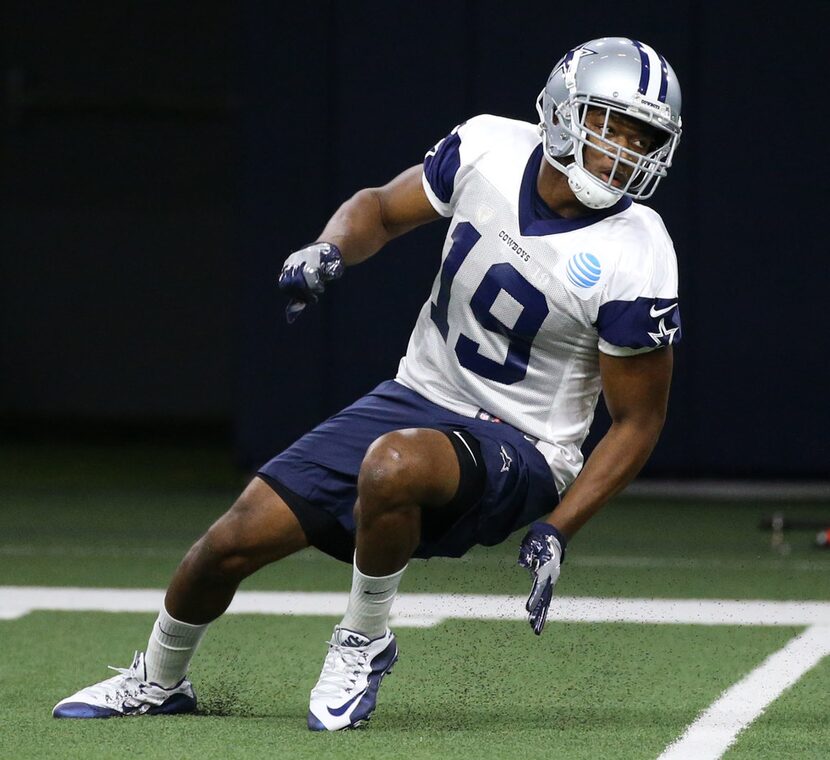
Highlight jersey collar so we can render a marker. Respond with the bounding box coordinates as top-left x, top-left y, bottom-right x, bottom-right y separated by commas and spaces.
519, 144, 632, 236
